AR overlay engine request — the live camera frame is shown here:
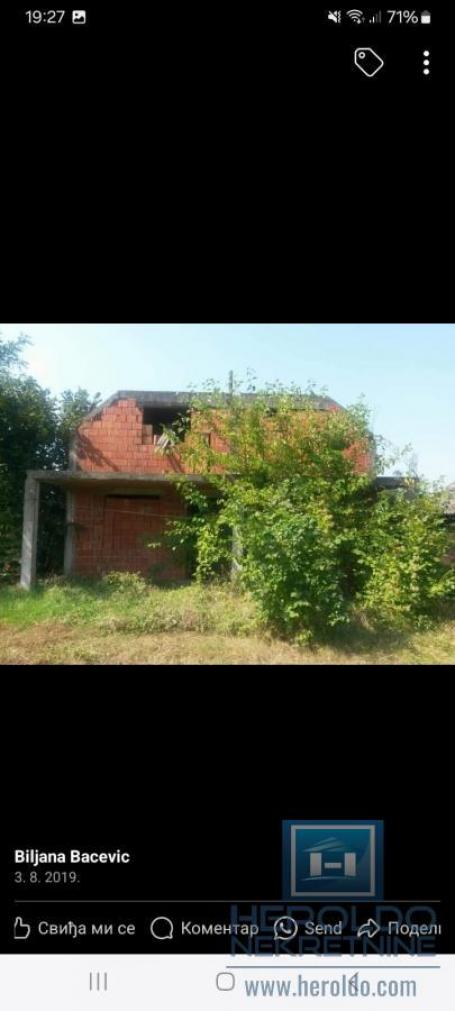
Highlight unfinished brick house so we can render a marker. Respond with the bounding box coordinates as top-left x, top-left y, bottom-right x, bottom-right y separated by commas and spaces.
20, 390, 373, 588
